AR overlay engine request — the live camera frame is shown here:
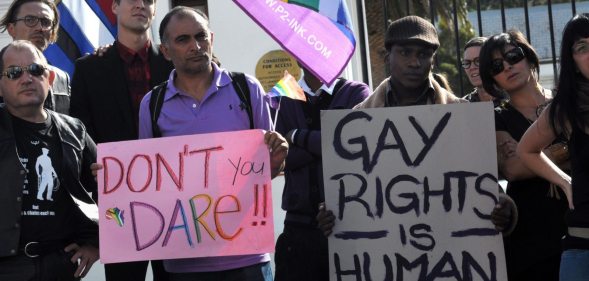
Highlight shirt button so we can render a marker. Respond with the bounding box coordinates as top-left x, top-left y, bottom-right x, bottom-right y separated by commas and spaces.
14, 223, 19, 229
16, 197, 21, 202
192, 104, 197, 108
20, 170, 25, 175
10, 249, 16, 254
